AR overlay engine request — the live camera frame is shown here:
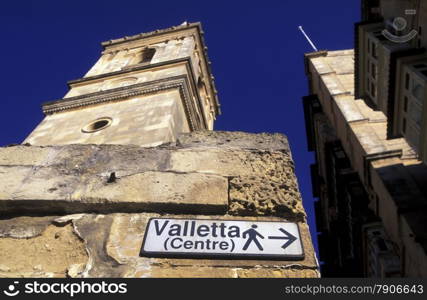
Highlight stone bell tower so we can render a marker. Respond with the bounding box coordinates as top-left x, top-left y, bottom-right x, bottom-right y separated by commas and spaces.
0, 22, 318, 278
24, 22, 220, 147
